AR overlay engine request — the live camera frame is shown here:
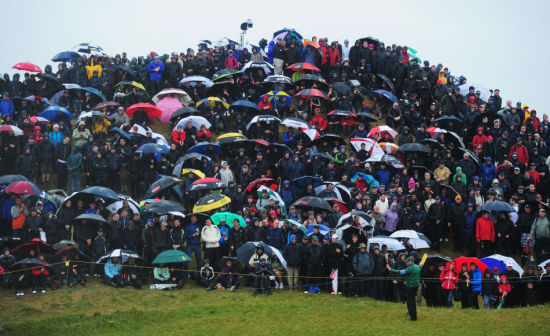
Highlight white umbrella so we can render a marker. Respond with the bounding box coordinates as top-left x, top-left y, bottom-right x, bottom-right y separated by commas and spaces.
281, 117, 310, 129
241, 60, 273, 74
538, 258, 550, 270
152, 132, 169, 147
106, 195, 140, 215
152, 88, 191, 105
96, 248, 141, 263
246, 115, 281, 130
168, 211, 186, 218
367, 236, 405, 251
129, 123, 151, 136
408, 238, 430, 249
488, 254, 524, 276
336, 211, 374, 228
174, 116, 211, 130
301, 128, 319, 141
390, 230, 420, 239
350, 138, 385, 158
458, 83, 492, 102
179, 76, 214, 88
